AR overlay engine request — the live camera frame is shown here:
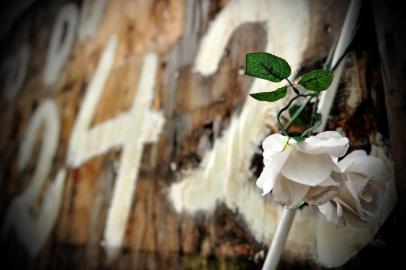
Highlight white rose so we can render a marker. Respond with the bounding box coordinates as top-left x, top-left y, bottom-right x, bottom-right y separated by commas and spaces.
318, 150, 385, 226
257, 131, 349, 208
